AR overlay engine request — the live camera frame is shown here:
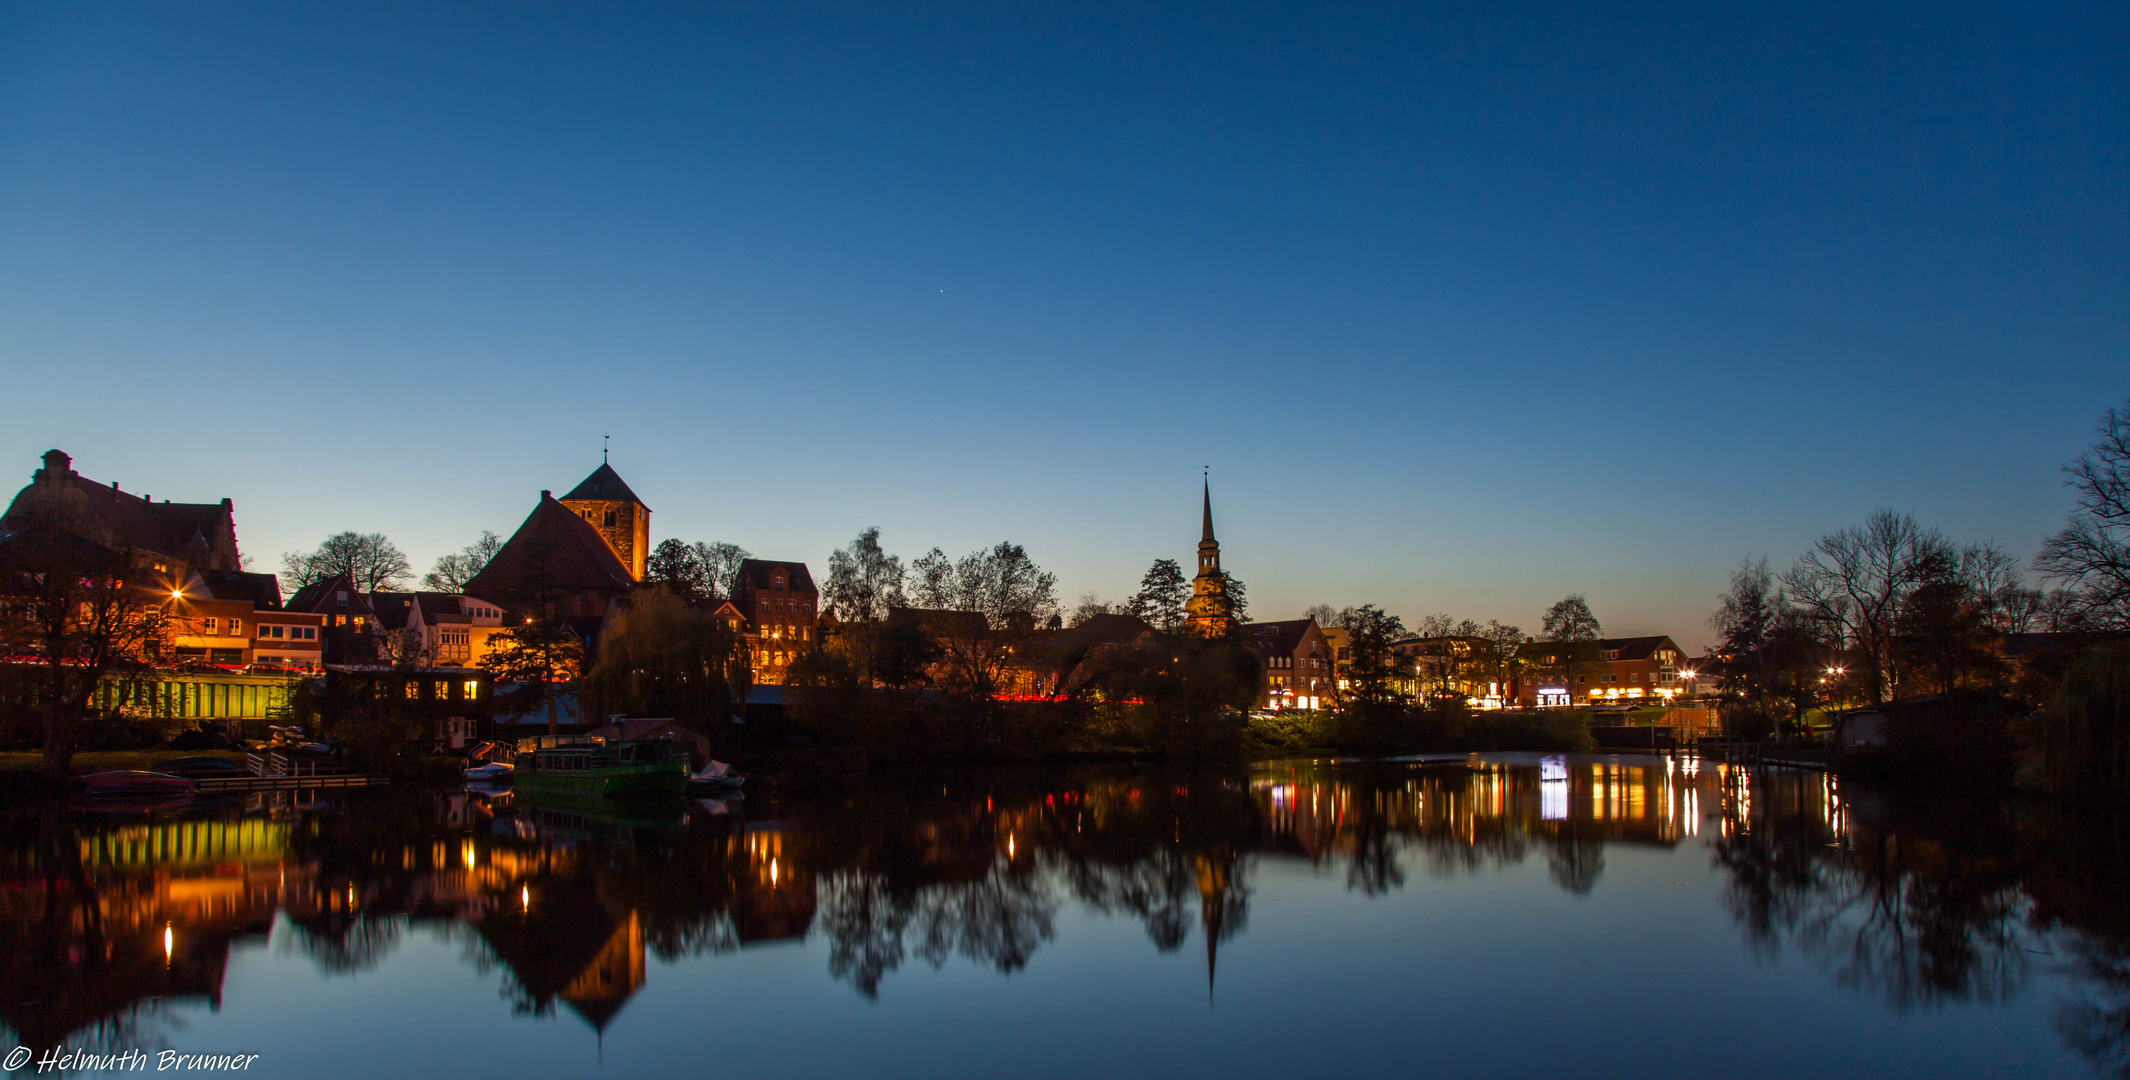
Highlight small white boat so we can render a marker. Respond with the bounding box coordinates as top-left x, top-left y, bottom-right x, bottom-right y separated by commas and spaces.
464, 761, 514, 782
688, 760, 745, 791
